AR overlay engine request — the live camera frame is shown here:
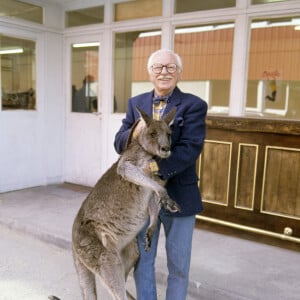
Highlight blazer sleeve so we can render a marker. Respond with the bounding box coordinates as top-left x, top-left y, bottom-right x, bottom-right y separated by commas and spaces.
157, 98, 207, 180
